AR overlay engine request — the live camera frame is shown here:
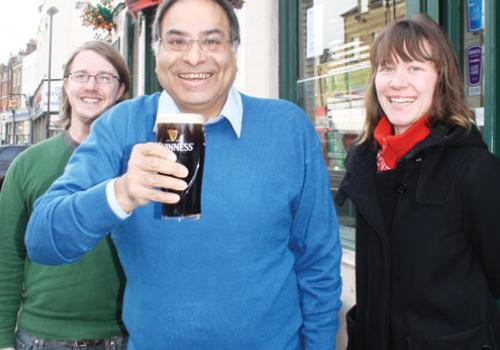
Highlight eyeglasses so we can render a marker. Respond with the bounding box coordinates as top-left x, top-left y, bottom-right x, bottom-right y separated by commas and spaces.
67, 72, 119, 85
159, 33, 232, 53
